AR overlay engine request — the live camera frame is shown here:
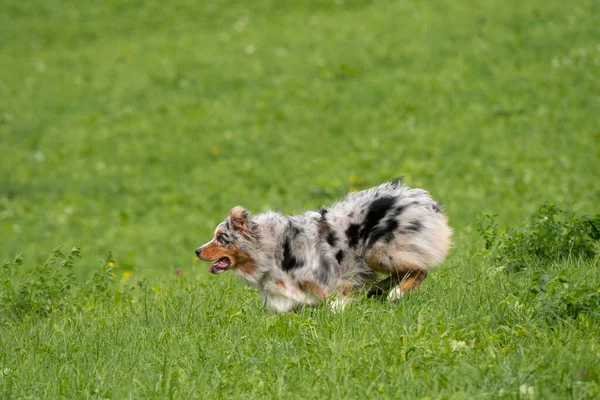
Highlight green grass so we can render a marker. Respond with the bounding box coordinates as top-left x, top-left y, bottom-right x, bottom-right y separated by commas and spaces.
1, 0, 600, 398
